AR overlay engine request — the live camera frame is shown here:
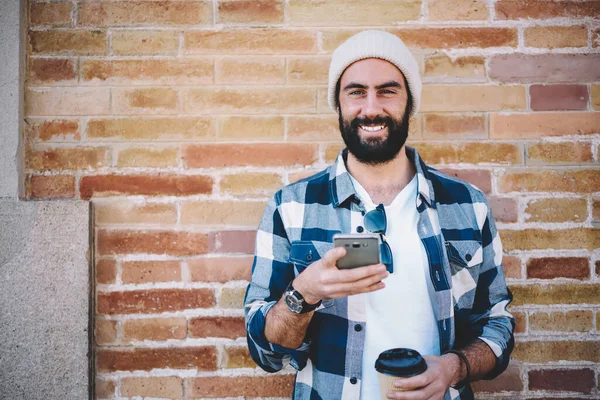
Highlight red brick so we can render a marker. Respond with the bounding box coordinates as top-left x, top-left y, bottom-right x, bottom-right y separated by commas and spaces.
287, 115, 340, 141
490, 112, 600, 139
423, 114, 486, 140
29, 58, 76, 83
527, 257, 590, 280
180, 201, 265, 226
97, 347, 217, 372
94, 200, 177, 225
209, 230, 256, 254
489, 197, 518, 223
215, 57, 285, 85
26, 87, 109, 116
421, 85, 526, 112
499, 170, 600, 194
28, 119, 80, 142
97, 230, 208, 256
82, 59, 213, 85
26, 147, 110, 172
389, 28, 517, 49
97, 289, 215, 315
29, 29, 106, 54
121, 260, 181, 284
423, 55, 485, 81
495, 0, 600, 19
438, 169, 491, 194
95, 379, 115, 398
26, 174, 75, 199
529, 310, 593, 333
509, 283, 600, 306
95, 319, 117, 345
184, 29, 316, 54
120, 377, 183, 398
30, 2, 73, 26
525, 197, 588, 223
529, 369, 594, 393
428, 0, 488, 21
417, 142, 522, 165
527, 142, 593, 165
218, 0, 284, 24
490, 54, 600, 83
189, 317, 246, 339
187, 376, 294, 398
503, 256, 522, 279
594, 28, 600, 48
79, 1, 211, 25
530, 85, 589, 111
188, 257, 252, 283
514, 340, 600, 363
220, 287, 245, 309
122, 317, 187, 341
224, 346, 255, 368
525, 26, 588, 49
96, 259, 116, 284
471, 361, 523, 393
182, 87, 315, 114
87, 117, 215, 141
182, 144, 317, 168
501, 229, 600, 251
80, 174, 213, 199
512, 311, 526, 333
289, 1, 420, 26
